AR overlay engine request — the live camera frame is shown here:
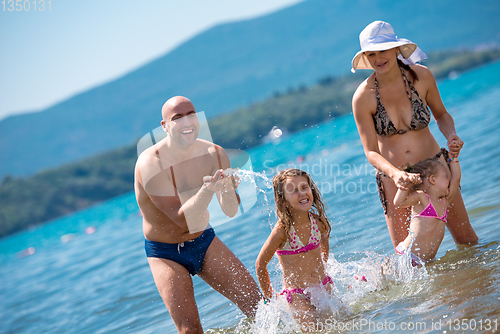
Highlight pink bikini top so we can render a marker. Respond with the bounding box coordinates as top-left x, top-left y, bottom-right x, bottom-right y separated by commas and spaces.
412, 193, 447, 223
276, 213, 321, 256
